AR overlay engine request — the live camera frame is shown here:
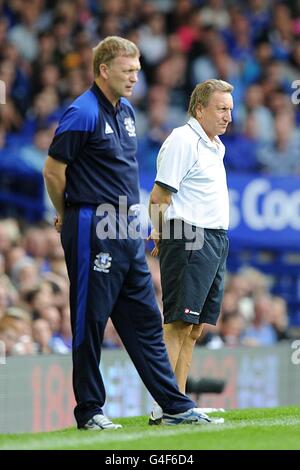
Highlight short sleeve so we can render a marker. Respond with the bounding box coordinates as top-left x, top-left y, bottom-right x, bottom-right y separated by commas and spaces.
155, 129, 196, 193
48, 105, 96, 164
